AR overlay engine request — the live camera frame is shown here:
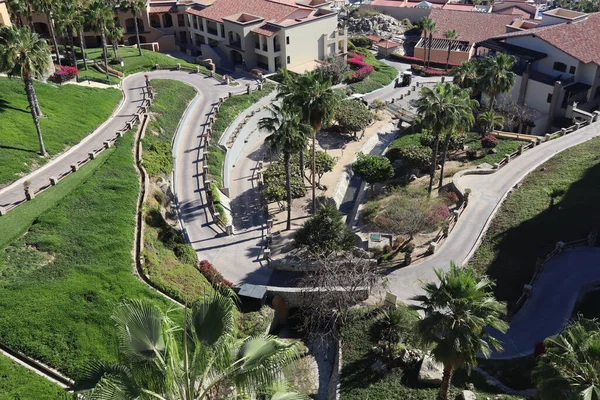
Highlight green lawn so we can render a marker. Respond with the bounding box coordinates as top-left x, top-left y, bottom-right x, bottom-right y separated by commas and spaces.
0, 355, 64, 400
465, 132, 523, 166
347, 54, 398, 95
0, 77, 121, 185
142, 79, 197, 177
340, 307, 525, 400
469, 137, 600, 303
76, 65, 120, 85
84, 47, 214, 77
141, 79, 212, 302
0, 132, 168, 378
